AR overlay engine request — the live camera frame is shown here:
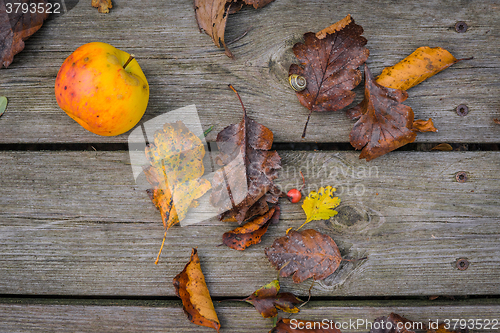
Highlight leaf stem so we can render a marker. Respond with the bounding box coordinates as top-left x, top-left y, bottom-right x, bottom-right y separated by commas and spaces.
299, 171, 306, 191
123, 54, 135, 70
154, 230, 168, 265
456, 56, 474, 62
342, 256, 368, 262
302, 110, 313, 138
228, 84, 246, 117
